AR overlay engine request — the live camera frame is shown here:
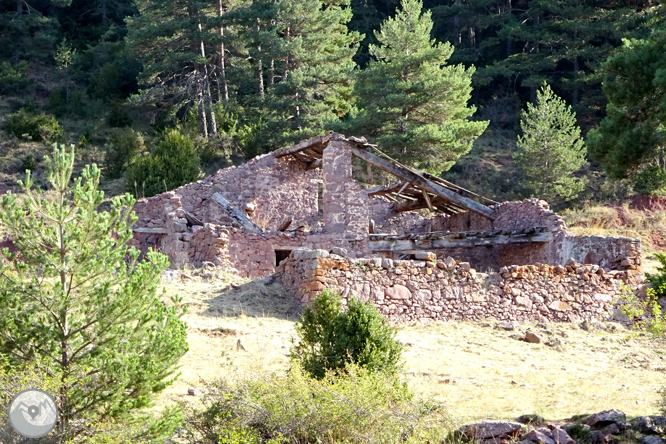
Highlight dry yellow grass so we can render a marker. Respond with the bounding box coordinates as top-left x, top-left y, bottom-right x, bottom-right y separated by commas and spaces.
156, 269, 666, 424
